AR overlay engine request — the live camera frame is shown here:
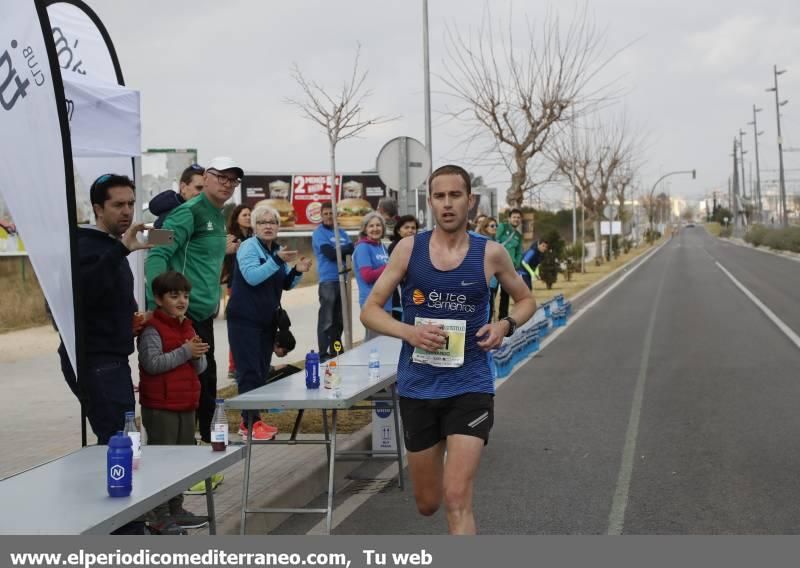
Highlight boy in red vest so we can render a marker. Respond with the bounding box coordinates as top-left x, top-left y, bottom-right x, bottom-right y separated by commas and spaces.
138, 271, 209, 534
